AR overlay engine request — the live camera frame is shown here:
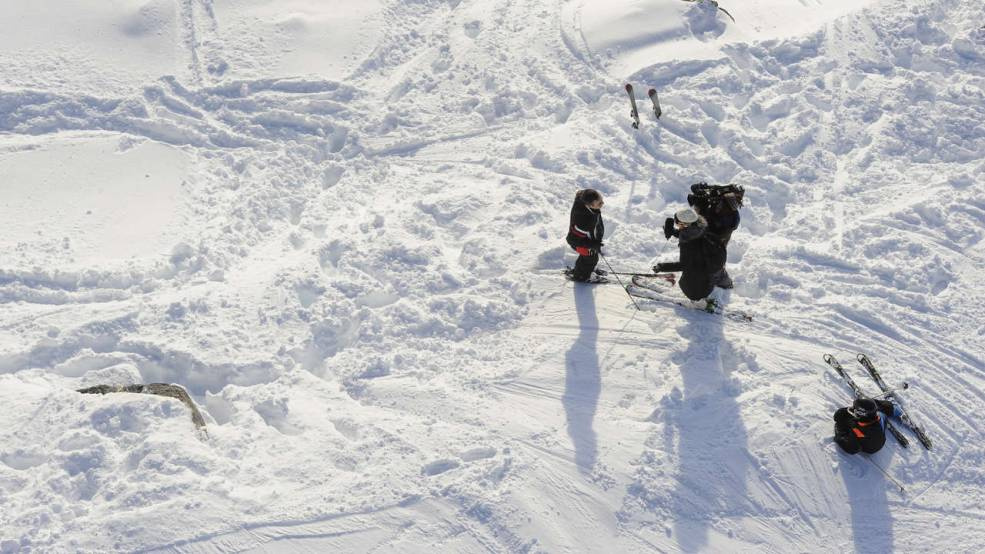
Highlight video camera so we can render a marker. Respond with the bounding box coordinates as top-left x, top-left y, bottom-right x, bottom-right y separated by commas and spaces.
687, 182, 745, 213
